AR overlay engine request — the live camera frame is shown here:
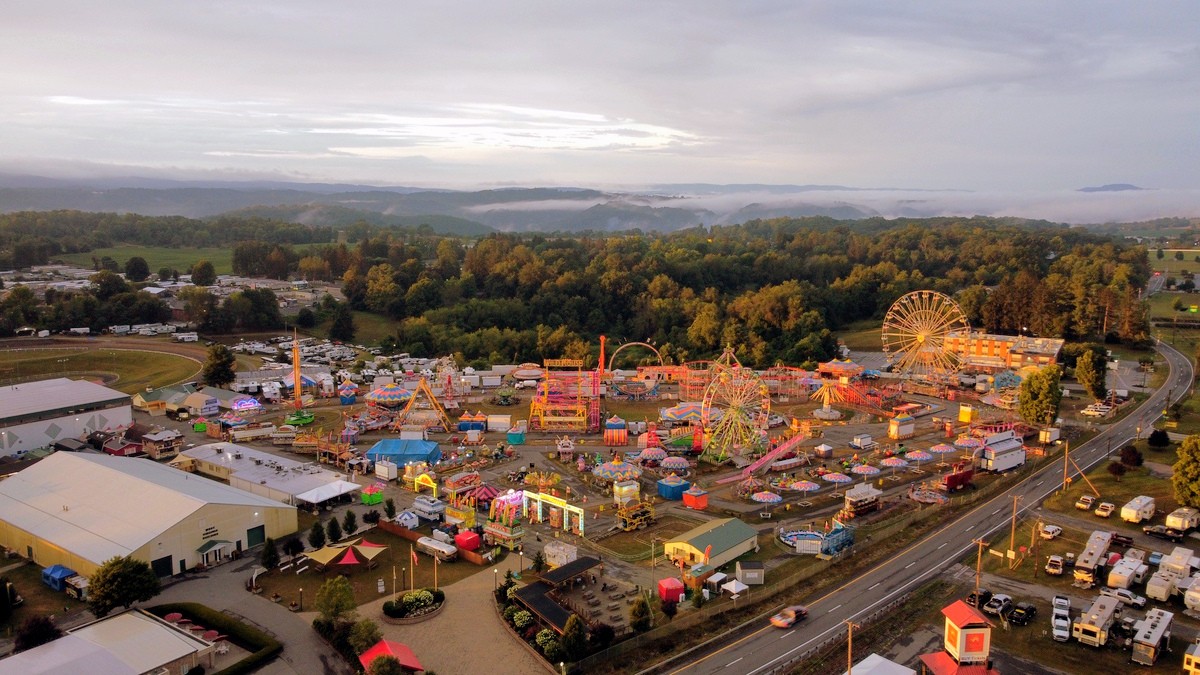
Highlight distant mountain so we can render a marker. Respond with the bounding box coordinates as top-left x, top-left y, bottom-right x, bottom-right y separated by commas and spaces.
1078, 183, 1145, 192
